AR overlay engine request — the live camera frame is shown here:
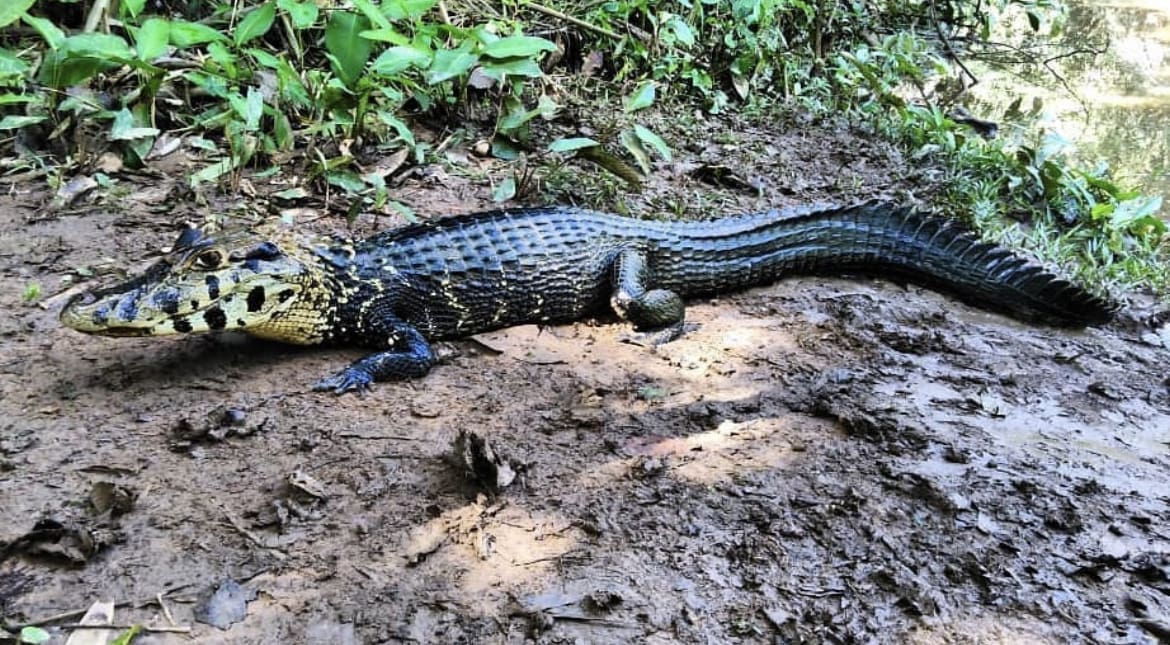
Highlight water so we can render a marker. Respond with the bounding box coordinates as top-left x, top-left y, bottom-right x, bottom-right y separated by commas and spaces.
965, 0, 1170, 213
